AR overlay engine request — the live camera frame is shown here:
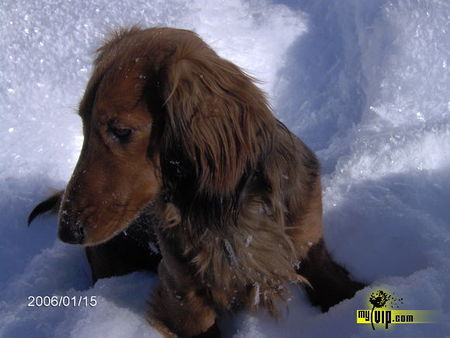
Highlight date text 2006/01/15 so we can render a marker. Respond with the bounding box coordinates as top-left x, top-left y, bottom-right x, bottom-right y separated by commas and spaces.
27, 295, 97, 307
